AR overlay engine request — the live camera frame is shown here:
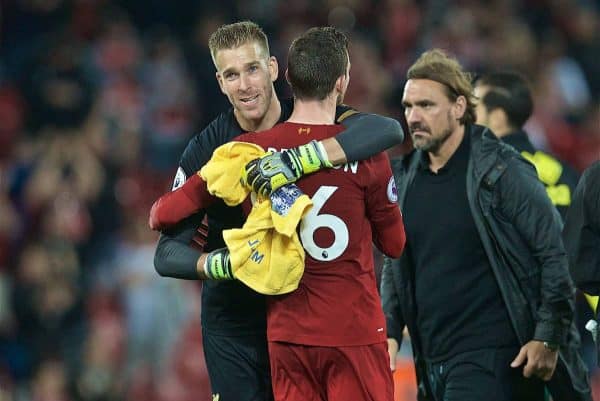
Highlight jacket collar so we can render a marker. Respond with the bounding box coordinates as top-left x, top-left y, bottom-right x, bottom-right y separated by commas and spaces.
469, 124, 509, 188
